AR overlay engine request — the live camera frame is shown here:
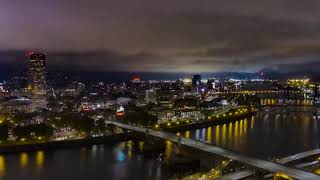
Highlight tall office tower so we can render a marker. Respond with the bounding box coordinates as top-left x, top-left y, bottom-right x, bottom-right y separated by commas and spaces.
145, 89, 157, 104
192, 74, 202, 93
27, 52, 47, 96
192, 74, 201, 87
